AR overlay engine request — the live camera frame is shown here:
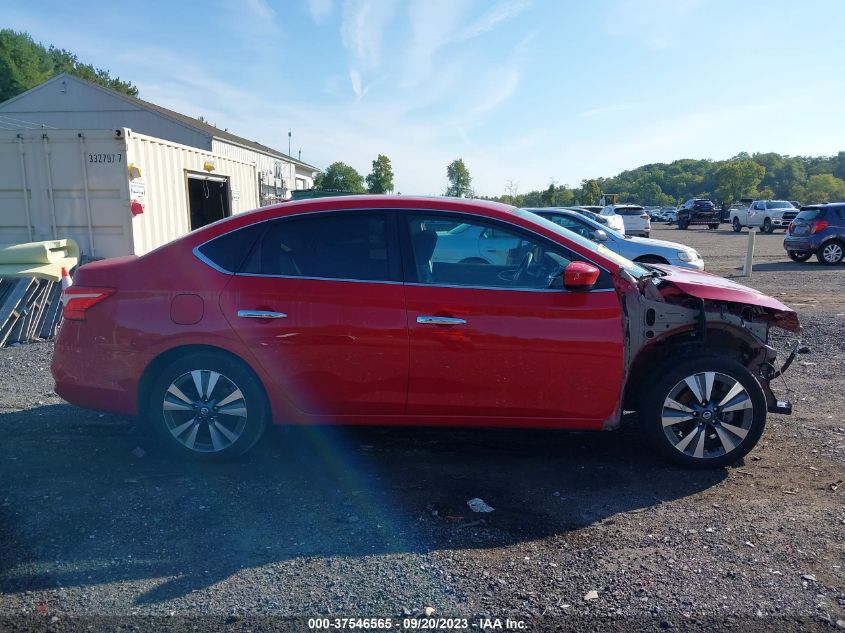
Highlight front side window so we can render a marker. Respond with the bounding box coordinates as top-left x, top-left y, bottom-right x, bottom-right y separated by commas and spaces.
406, 214, 574, 290
242, 212, 392, 281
